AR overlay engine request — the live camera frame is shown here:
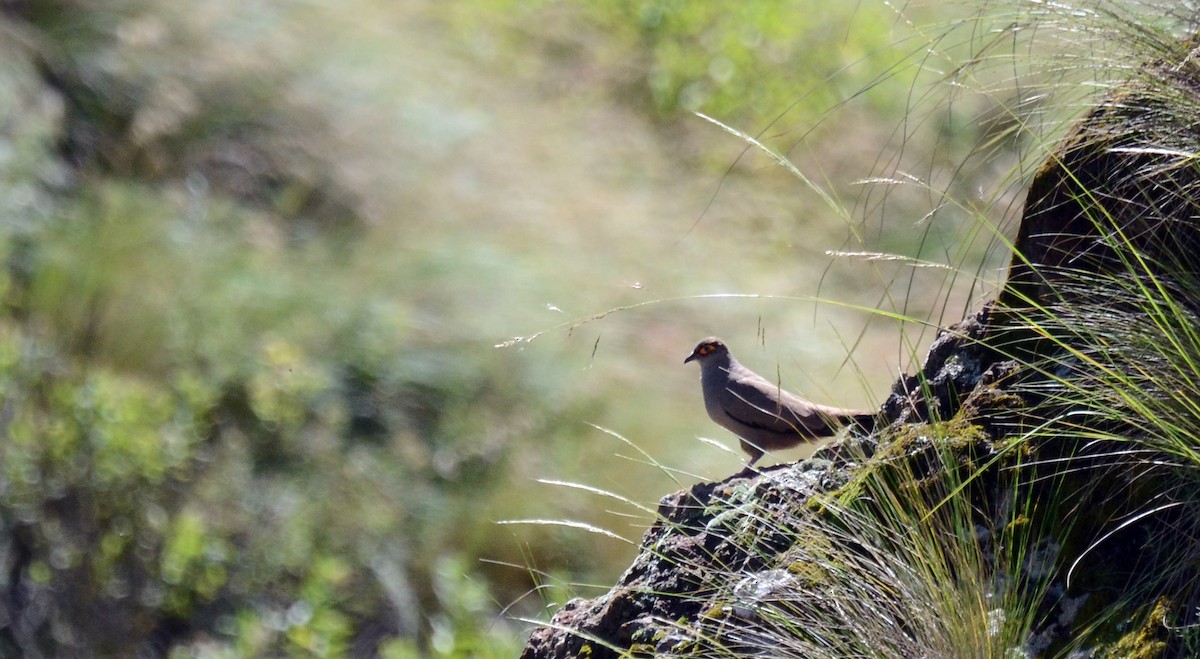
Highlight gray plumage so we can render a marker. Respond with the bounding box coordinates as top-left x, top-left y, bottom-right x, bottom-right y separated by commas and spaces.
684, 337, 874, 471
